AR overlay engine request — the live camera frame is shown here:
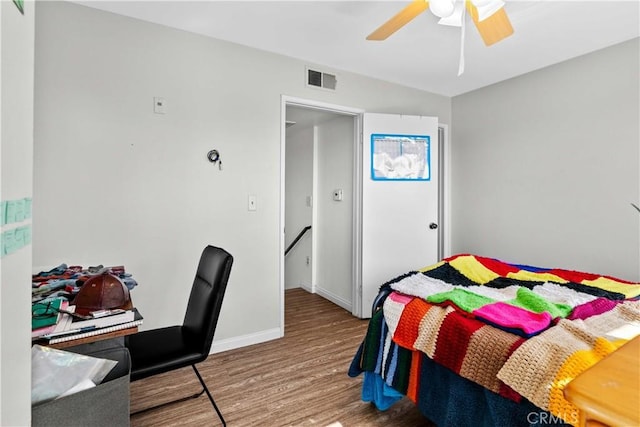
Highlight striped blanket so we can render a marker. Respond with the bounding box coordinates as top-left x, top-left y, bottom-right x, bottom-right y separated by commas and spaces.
362, 254, 640, 425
